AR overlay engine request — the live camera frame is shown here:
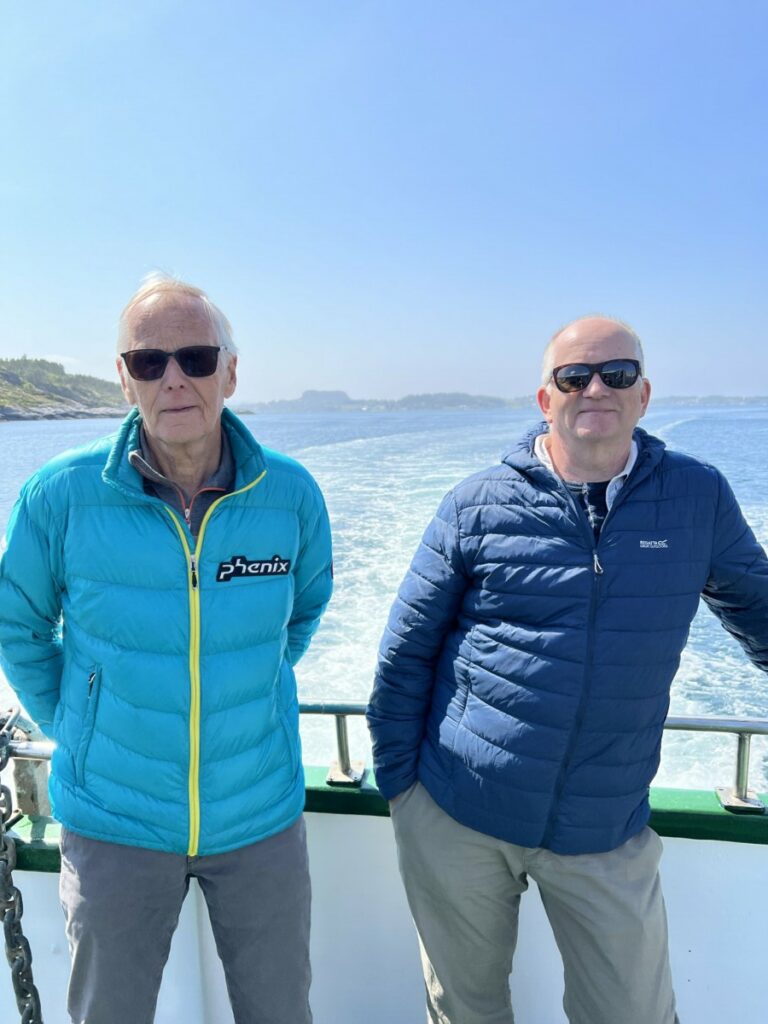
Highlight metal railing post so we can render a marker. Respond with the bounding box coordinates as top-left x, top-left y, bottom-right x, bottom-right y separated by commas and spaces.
665, 715, 767, 814
334, 715, 351, 777
299, 702, 366, 787
735, 733, 752, 801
